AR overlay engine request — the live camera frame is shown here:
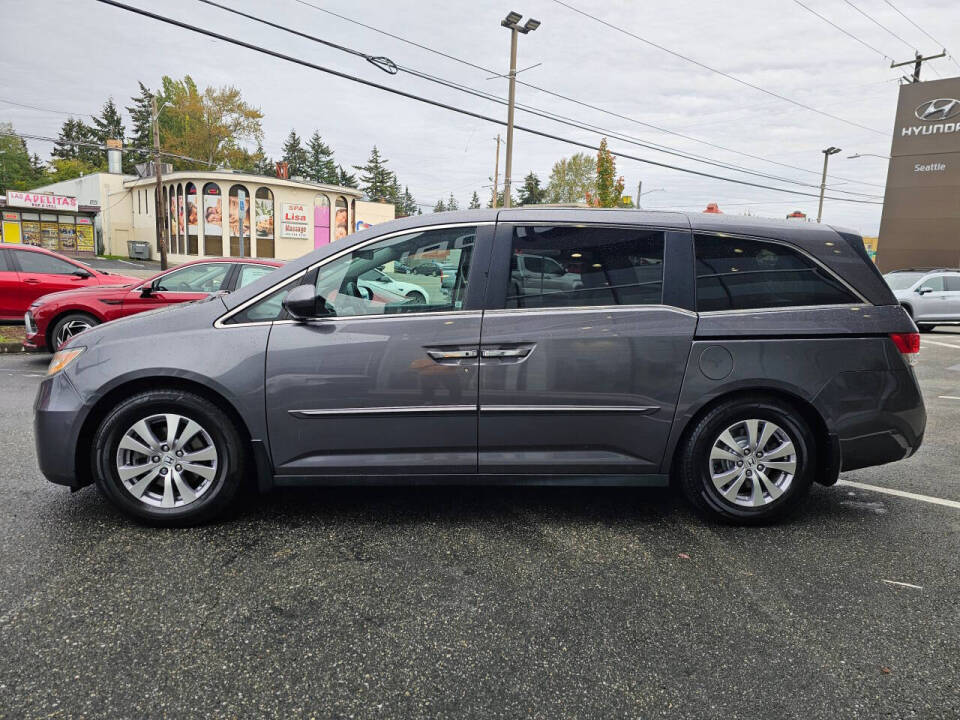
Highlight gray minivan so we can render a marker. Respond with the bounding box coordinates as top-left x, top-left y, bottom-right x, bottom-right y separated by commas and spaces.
34, 209, 926, 525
